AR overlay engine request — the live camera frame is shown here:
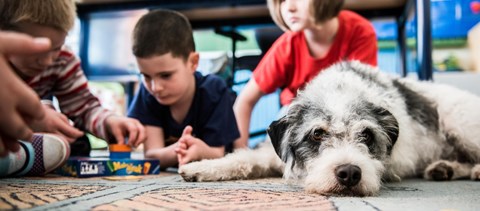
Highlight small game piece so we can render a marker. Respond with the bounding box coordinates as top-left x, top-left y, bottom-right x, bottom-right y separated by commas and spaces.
109, 144, 132, 159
